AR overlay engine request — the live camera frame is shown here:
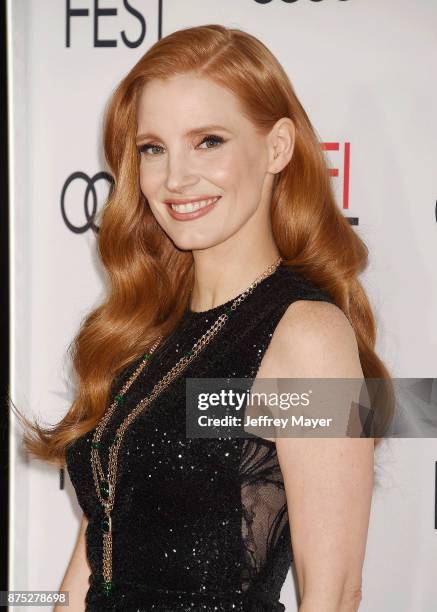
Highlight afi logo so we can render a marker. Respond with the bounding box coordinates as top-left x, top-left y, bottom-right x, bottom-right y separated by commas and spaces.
322, 142, 357, 226
66, 0, 146, 48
